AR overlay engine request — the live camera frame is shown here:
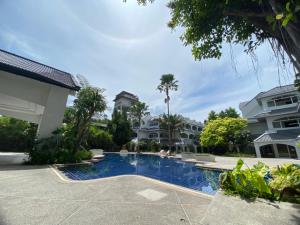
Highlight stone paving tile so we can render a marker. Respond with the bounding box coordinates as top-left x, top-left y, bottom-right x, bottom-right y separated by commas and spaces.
61, 201, 191, 225
181, 204, 209, 225
0, 196, 82, 225
0, 165, 212, 225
